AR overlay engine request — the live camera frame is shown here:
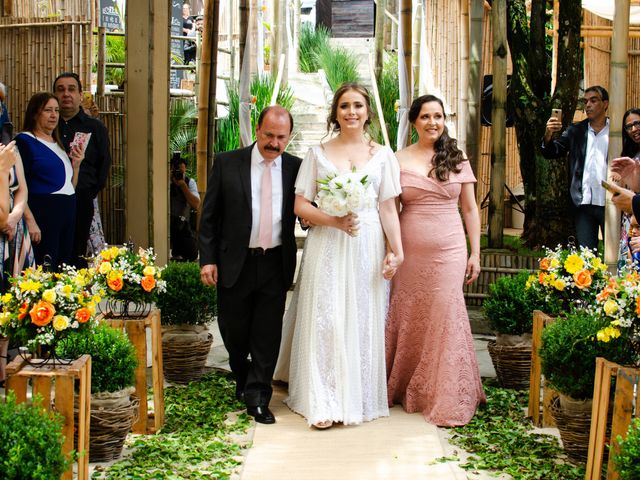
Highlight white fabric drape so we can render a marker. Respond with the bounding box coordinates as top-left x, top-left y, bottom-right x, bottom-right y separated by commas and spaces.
239, 17, 253, 147
582, 0, 640, 24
